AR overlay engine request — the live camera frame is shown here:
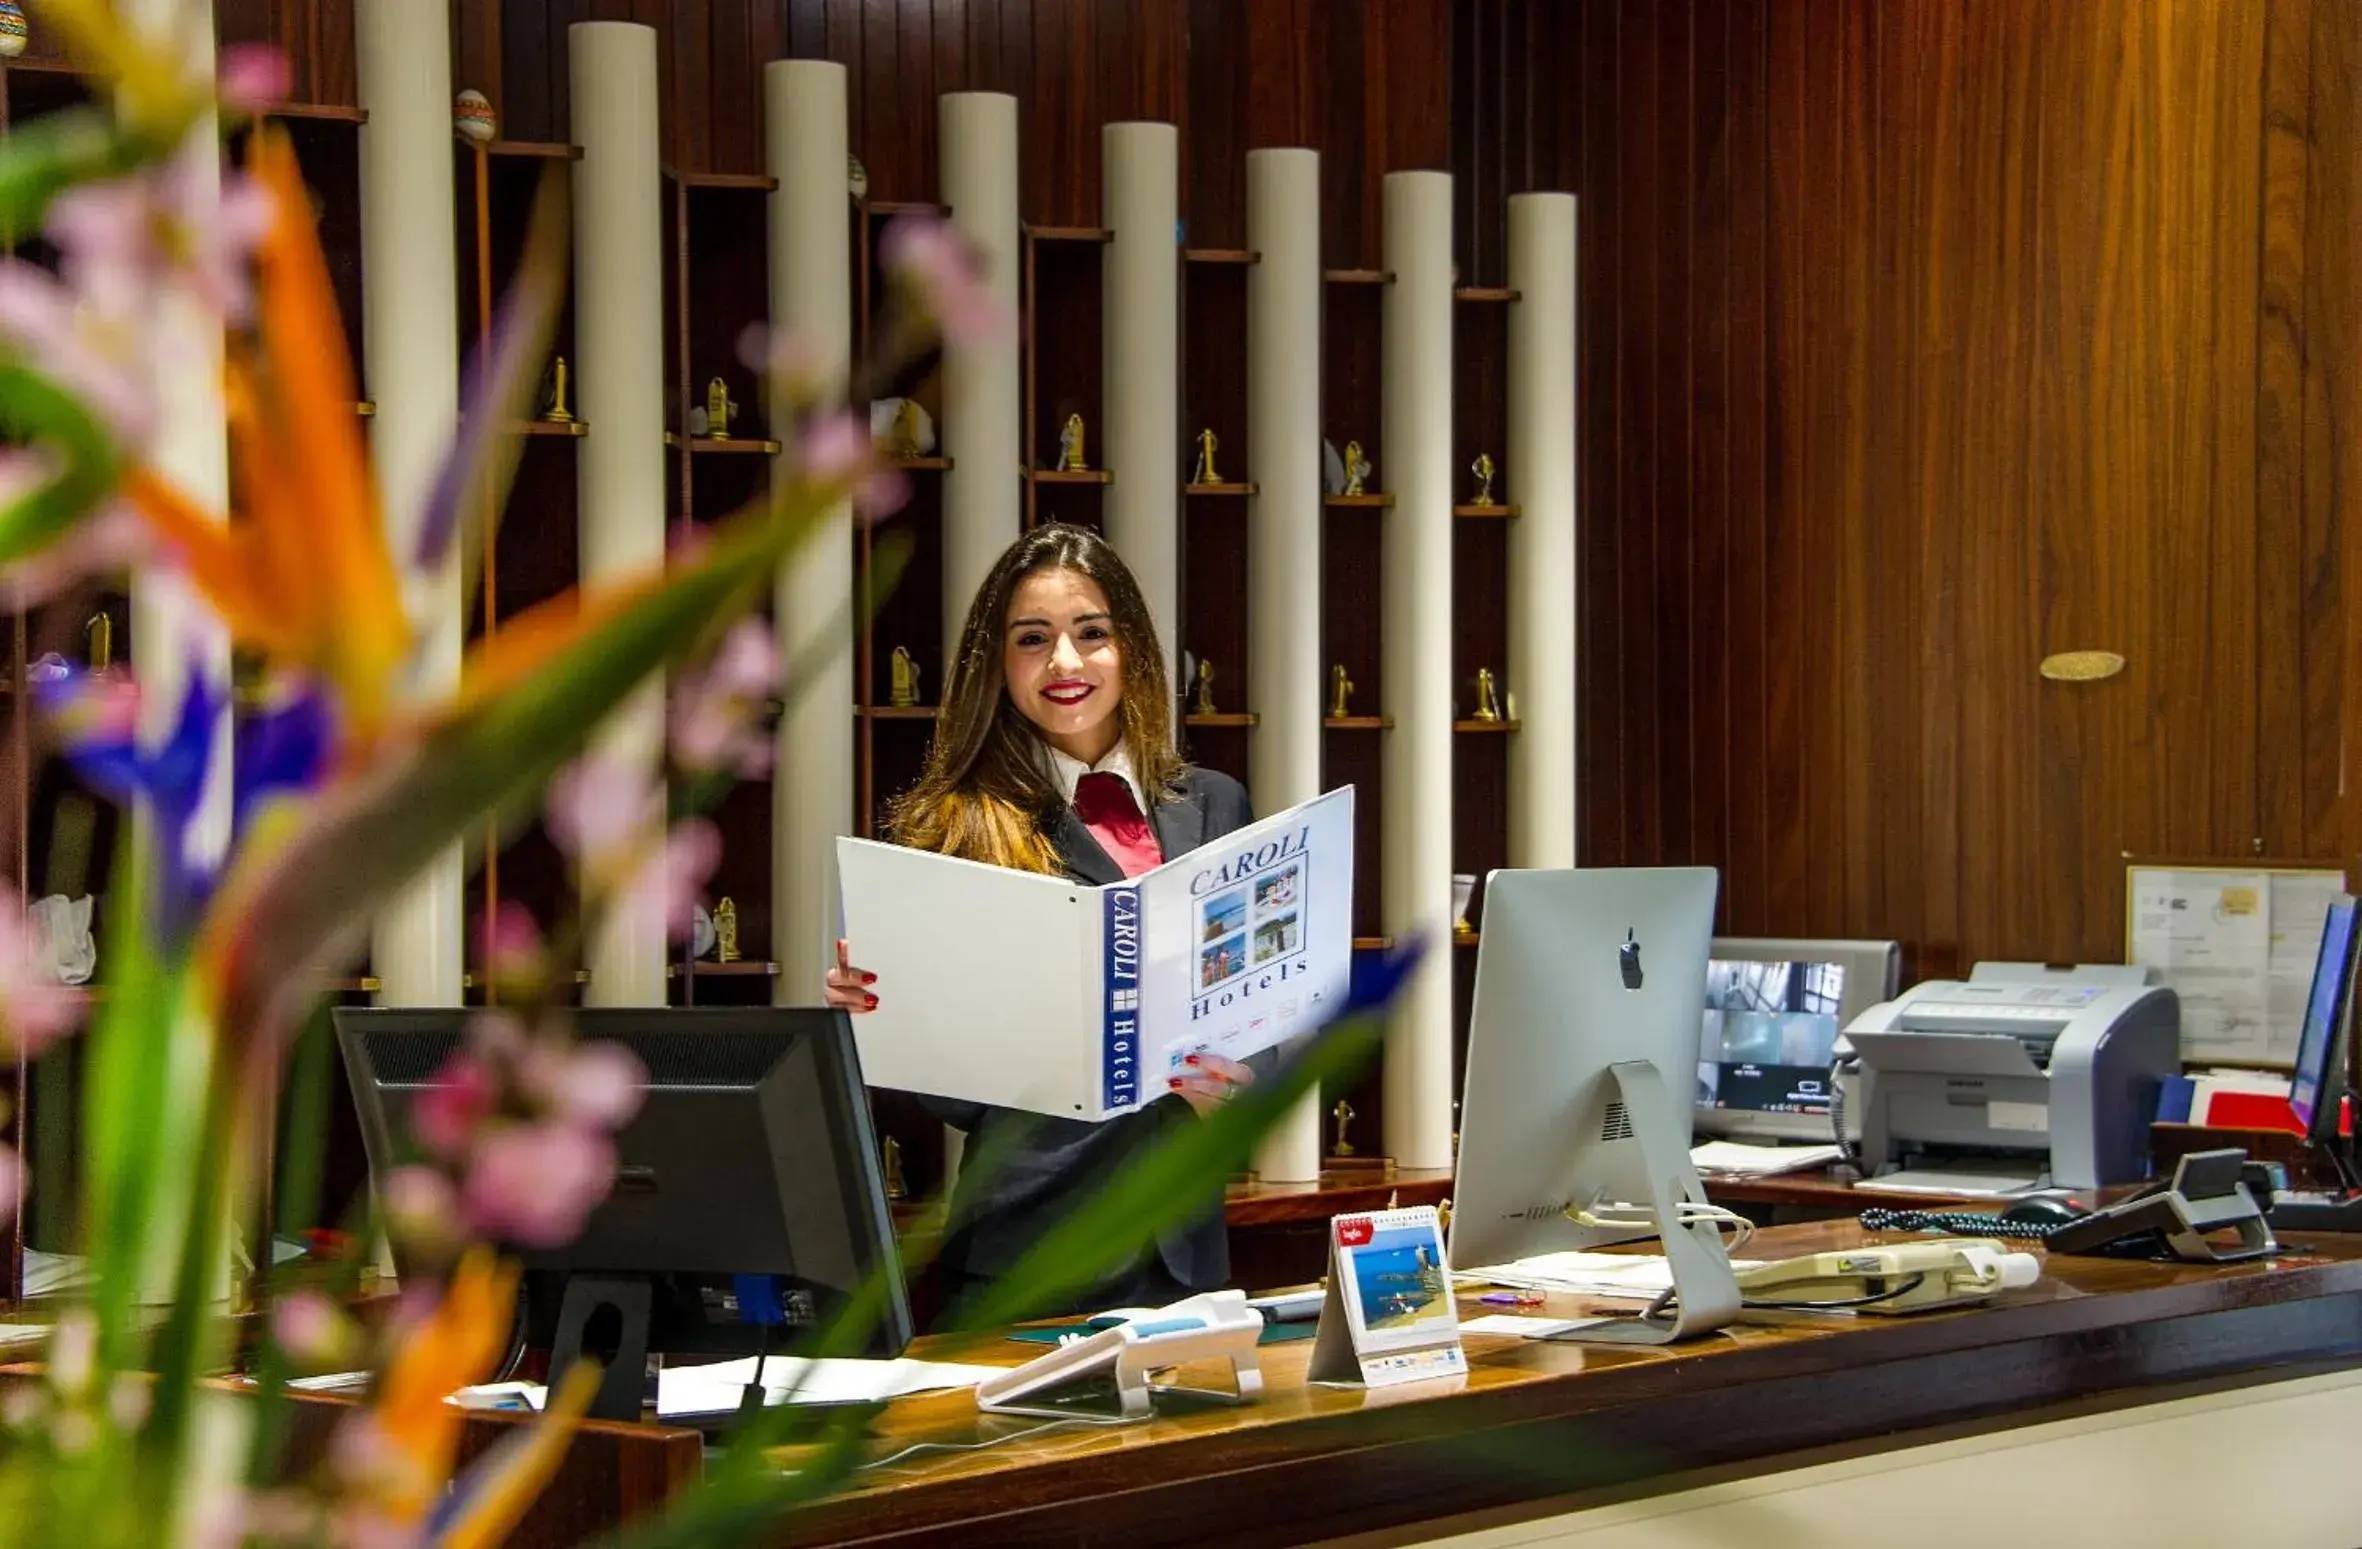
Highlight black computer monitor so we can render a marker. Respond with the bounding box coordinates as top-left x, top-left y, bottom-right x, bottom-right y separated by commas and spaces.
2289, 896, 2359, 1145
335, 1006, 913, 1420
